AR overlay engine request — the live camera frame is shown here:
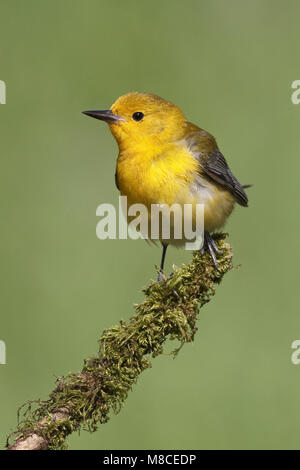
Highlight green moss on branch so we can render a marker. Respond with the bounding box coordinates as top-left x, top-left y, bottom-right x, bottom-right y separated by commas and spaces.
7, 234, 232, 450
